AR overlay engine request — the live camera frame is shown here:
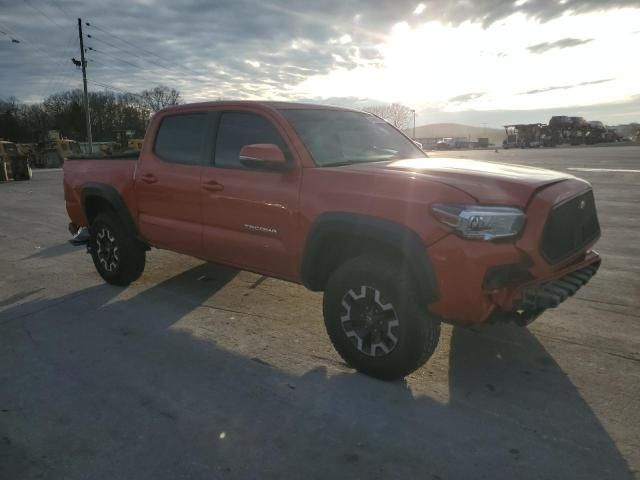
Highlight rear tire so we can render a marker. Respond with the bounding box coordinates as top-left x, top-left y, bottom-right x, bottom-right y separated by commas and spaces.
323, 256, 440, 380
90, 212, 145, 286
